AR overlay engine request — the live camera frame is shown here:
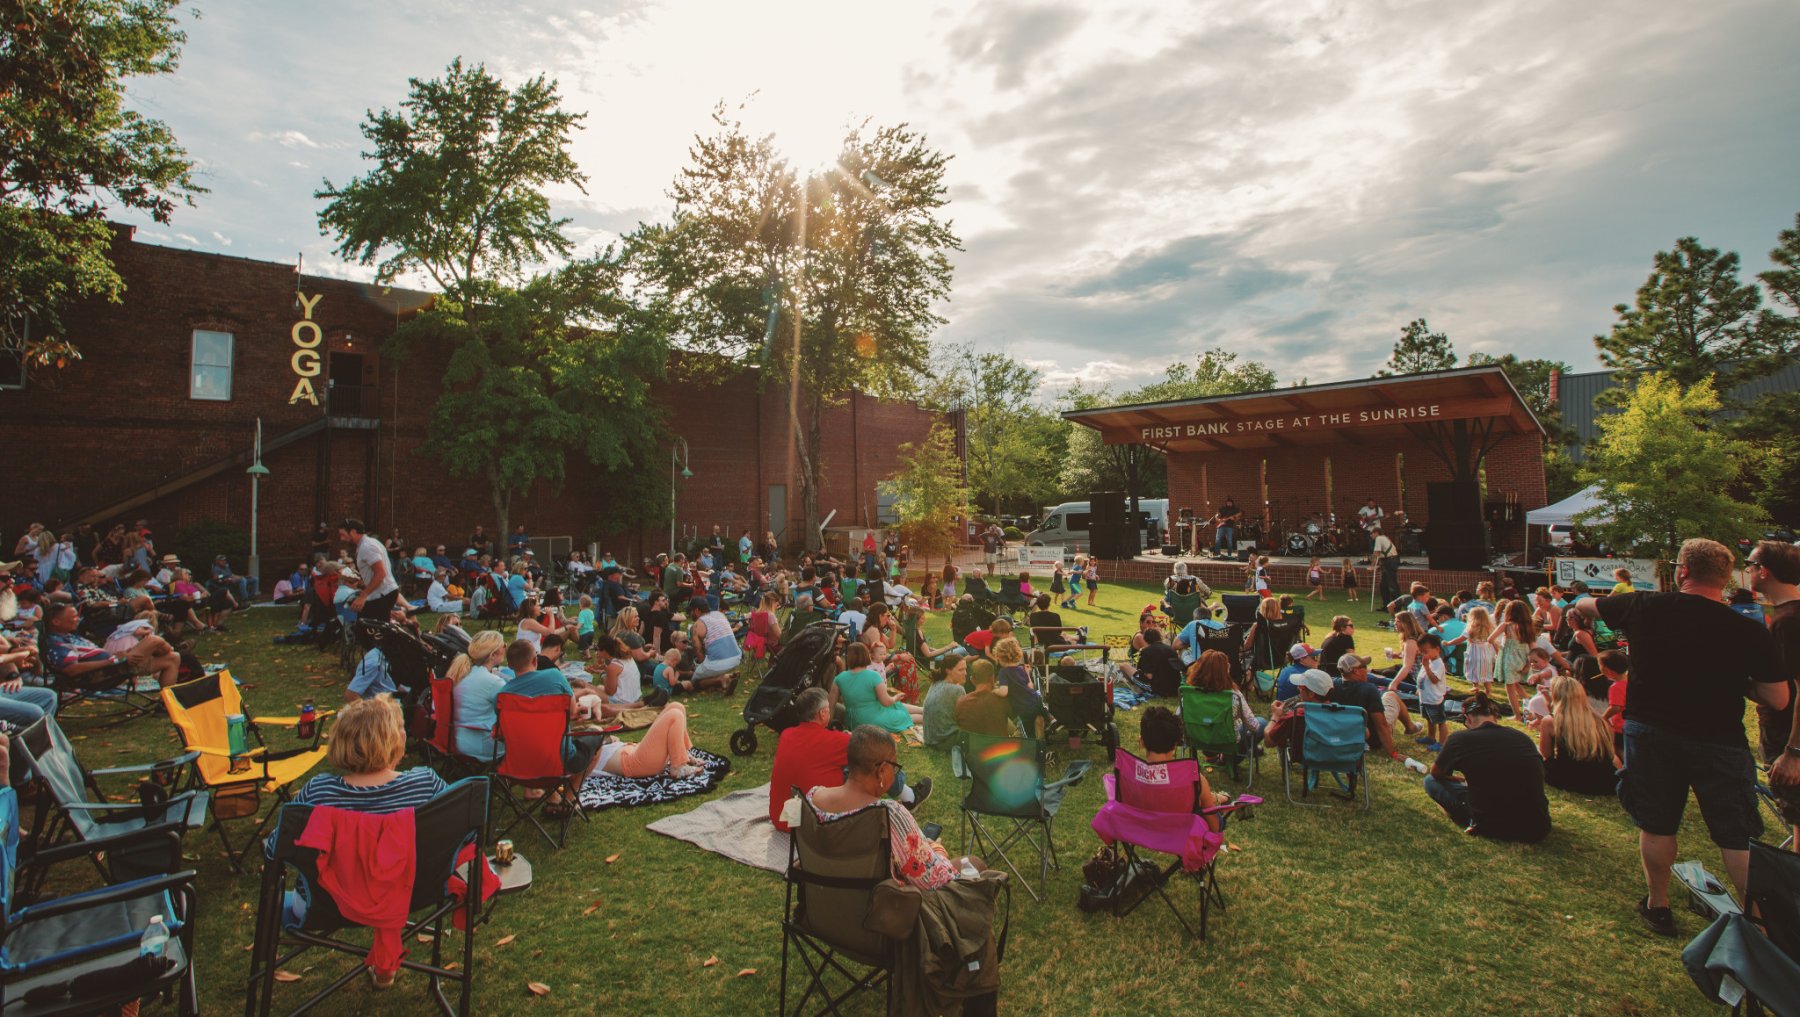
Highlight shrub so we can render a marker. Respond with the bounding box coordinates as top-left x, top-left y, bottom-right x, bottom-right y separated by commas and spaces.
168, 520, 250, 574
1003, 526, 1025, 542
